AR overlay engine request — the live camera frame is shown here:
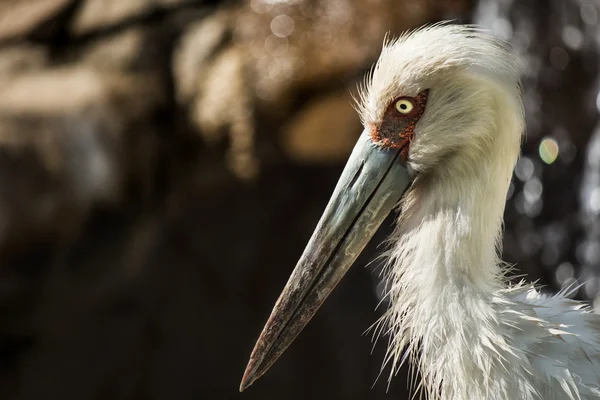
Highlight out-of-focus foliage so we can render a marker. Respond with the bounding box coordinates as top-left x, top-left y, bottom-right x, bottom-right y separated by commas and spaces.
0, 0, 598, 399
